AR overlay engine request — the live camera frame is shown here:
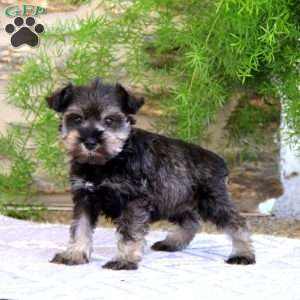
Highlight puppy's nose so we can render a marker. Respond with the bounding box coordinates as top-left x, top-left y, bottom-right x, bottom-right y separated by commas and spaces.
84, 138, 97, 150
